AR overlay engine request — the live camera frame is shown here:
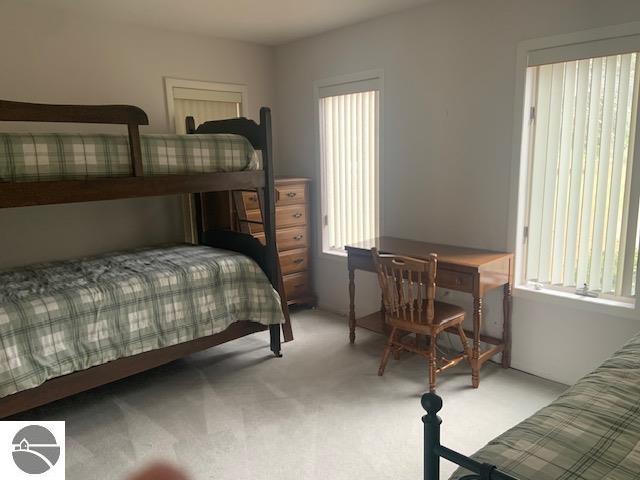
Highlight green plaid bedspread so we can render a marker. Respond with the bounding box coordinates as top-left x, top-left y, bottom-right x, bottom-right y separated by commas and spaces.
450, 333, 640, 479
0, 133, 258, 182
0, 245, 283, 399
